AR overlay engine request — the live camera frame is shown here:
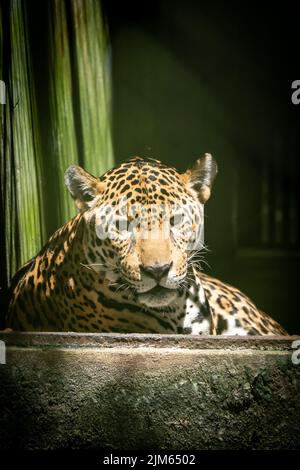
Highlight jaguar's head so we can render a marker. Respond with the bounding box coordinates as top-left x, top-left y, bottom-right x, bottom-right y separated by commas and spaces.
65, 155, 217, 308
